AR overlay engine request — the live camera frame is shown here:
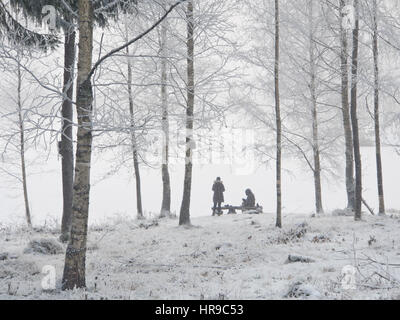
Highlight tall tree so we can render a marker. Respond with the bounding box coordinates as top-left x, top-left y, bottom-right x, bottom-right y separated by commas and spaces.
0, 2, 57, 229
9, 0, 127, 241
339, 0, 355, 211
350, 0, 362, 220
372, 0, 385, 216
59, 26, 76, 241
16, 53, 32, 228
179, 0, 194, 226
62, 0, 94, 290
308, 0, 323, 215
160, 18, 171, 218
9, 0, 76, 241
274, 0, 282, 228
126, 45, 144, 219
